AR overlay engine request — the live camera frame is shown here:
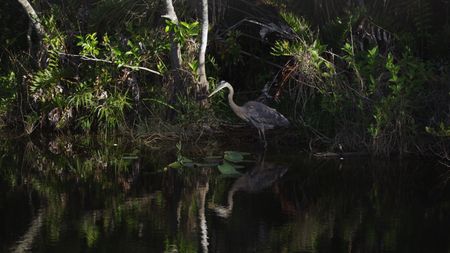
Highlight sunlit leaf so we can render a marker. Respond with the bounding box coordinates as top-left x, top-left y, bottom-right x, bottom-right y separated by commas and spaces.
168, 161, 182, 169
